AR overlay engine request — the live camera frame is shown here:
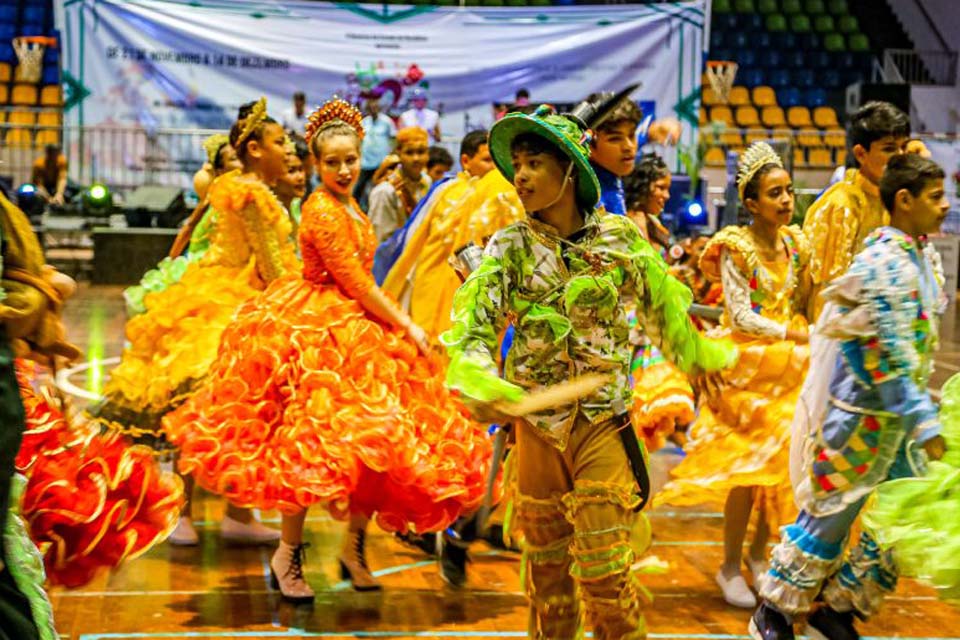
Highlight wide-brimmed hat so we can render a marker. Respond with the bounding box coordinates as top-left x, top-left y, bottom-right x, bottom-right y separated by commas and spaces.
489, 104, 600, 209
